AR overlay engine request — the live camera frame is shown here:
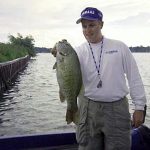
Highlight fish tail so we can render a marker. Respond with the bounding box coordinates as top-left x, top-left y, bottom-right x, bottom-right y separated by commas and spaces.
72, 110, 79, 125
66, 108, 78, 125
66, 109, 73, 124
